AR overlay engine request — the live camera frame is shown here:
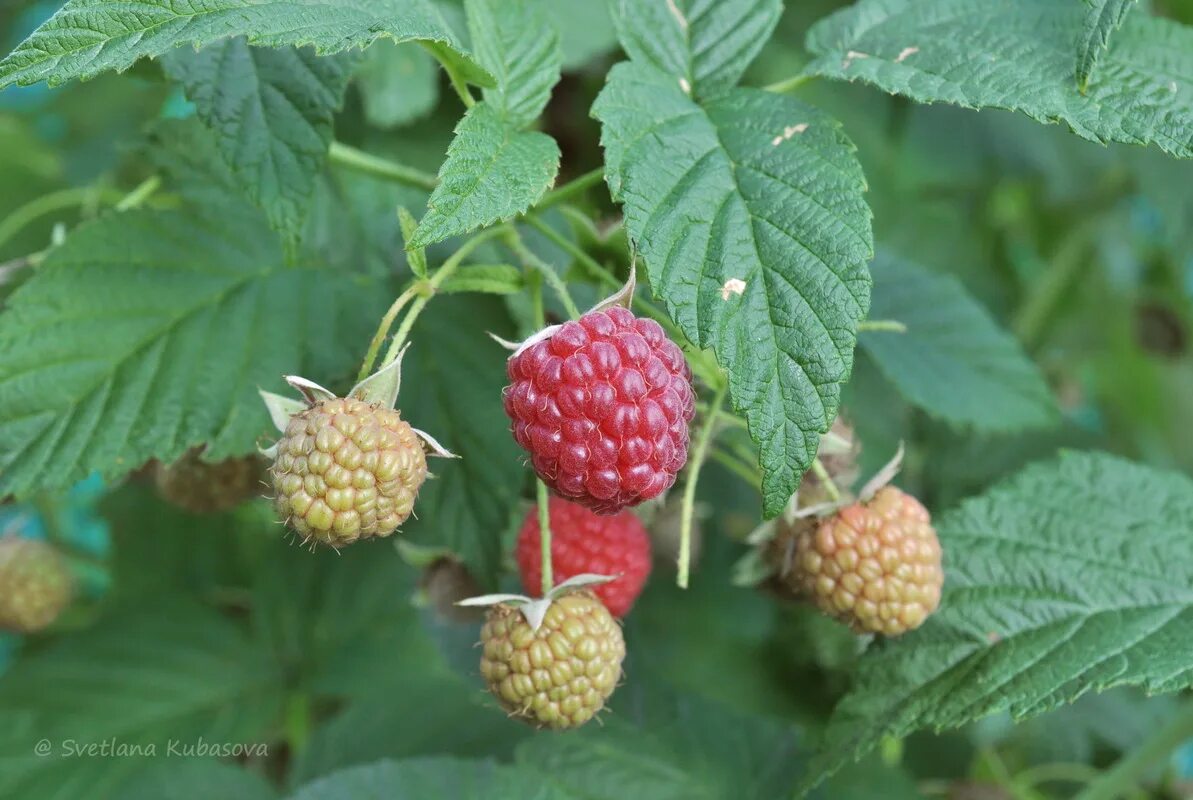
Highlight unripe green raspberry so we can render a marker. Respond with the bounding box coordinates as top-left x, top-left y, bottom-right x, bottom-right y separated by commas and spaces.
479, 590, 625, 729
0, 537, 73, 633
270, 397, 428, 547
155, 450, 264, 513
780, 486, 943, 636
